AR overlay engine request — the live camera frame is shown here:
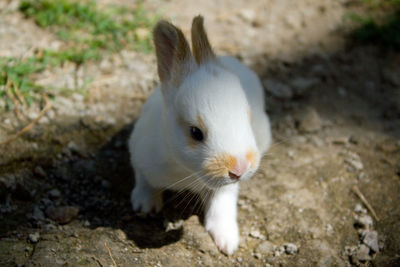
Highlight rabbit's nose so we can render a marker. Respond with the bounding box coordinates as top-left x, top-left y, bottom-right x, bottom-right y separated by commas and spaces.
229, 158, 247, 180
